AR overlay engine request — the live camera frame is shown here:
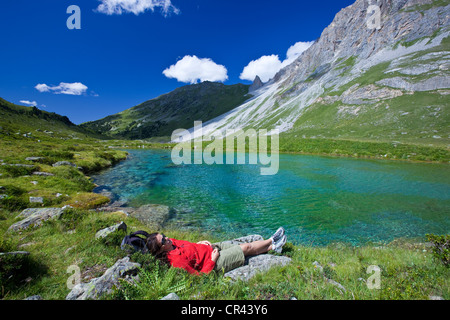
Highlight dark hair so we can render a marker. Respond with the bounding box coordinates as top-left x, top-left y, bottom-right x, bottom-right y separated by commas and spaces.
146, 233, 170, 266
